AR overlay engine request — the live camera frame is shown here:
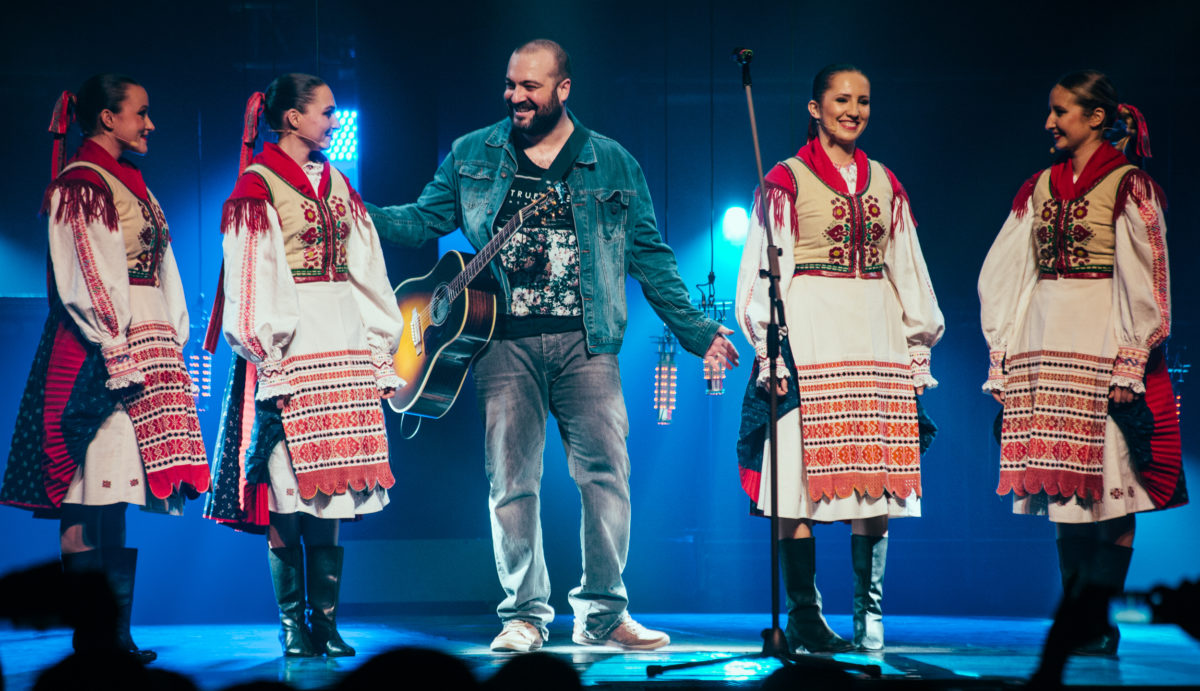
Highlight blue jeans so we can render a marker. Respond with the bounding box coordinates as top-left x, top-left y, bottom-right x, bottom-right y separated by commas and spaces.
473, 330, 631, 640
